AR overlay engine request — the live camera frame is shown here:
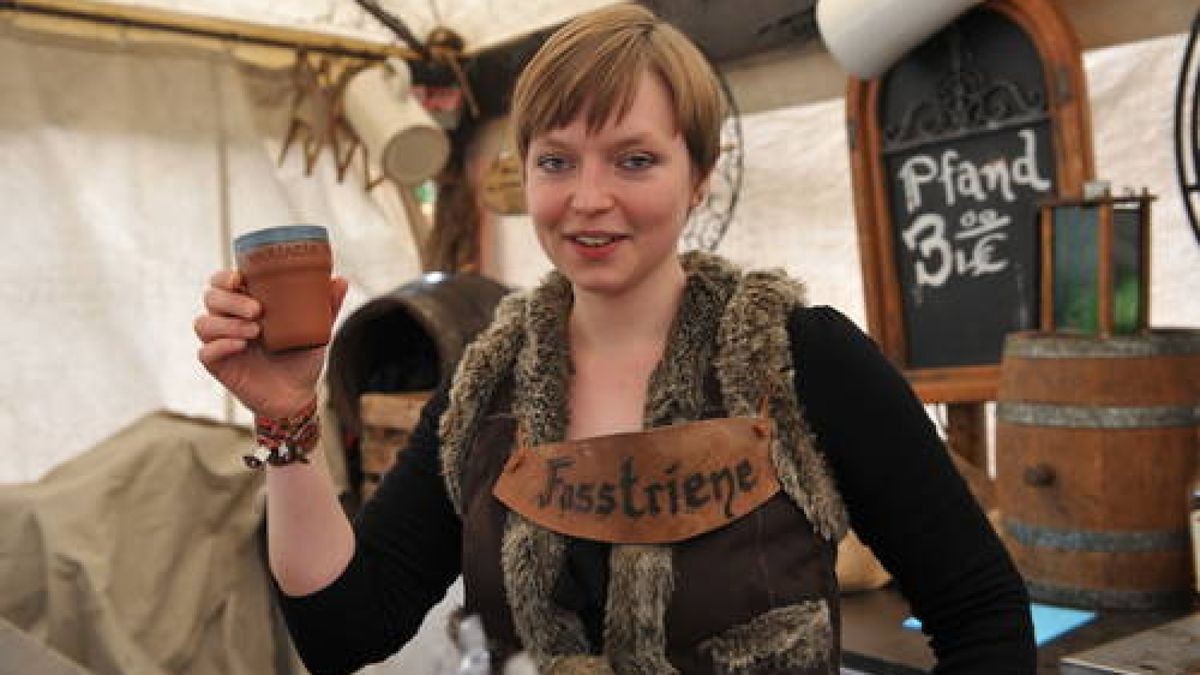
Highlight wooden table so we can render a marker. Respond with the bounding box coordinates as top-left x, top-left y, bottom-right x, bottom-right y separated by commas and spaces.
839, 585, 1188, 674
